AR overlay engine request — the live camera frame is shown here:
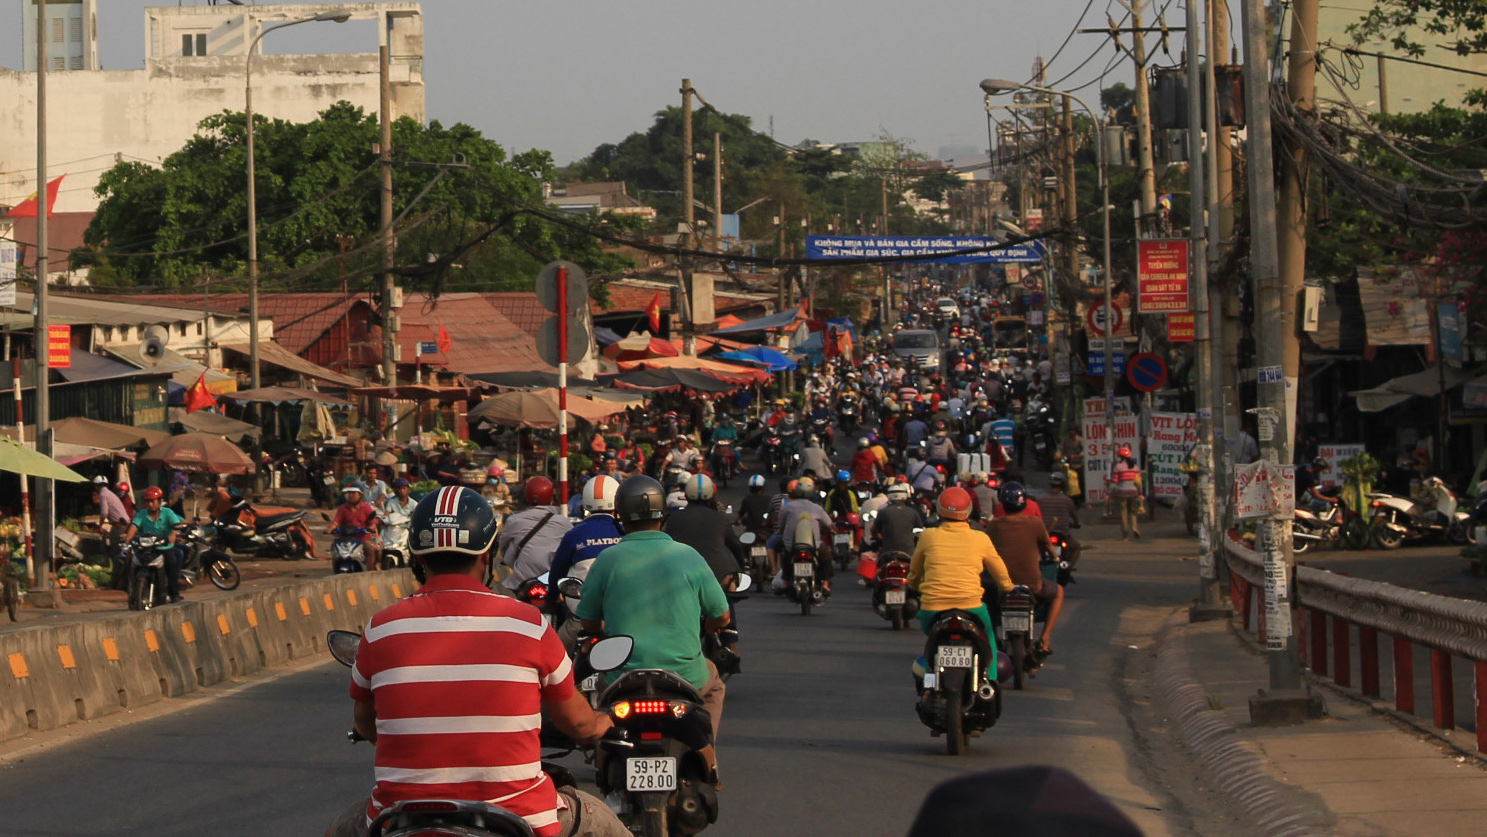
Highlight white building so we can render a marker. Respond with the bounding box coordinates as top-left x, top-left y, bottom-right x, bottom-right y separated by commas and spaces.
0, 2, 425, 219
